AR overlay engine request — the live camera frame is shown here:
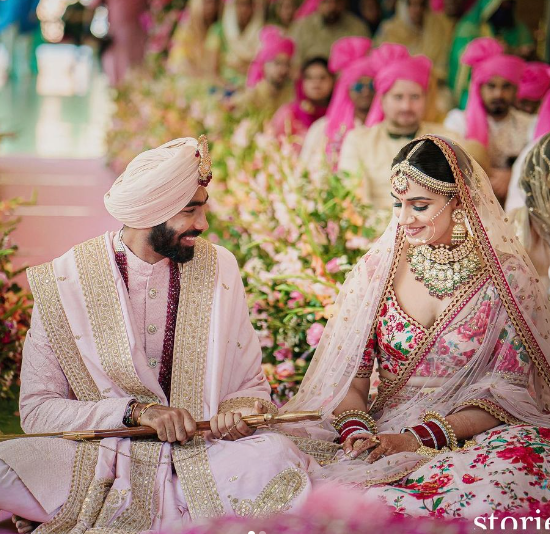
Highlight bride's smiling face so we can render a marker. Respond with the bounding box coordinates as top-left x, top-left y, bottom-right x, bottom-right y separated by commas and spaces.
391, 180, 460, 246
